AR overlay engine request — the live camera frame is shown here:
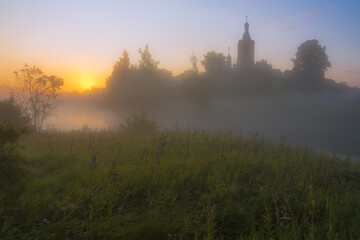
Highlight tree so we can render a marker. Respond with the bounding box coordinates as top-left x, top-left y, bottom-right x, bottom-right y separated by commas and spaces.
112, 50, 130, 73
14, 64, 64, 132
190, 54, 199, 73
201, 51, 227, 74
0, 94, 30, 128
106, 50, 131, 87
292, 39, 331, 80
138, 44, 159, 70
